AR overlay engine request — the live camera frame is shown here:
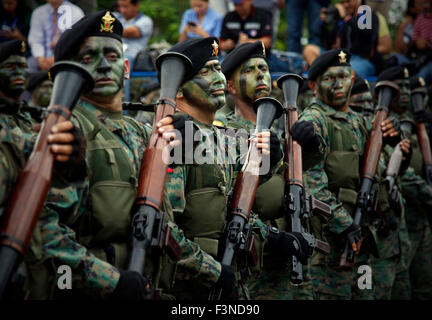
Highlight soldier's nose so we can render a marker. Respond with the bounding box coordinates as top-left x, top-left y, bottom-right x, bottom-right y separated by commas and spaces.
97, 57, 111, 74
